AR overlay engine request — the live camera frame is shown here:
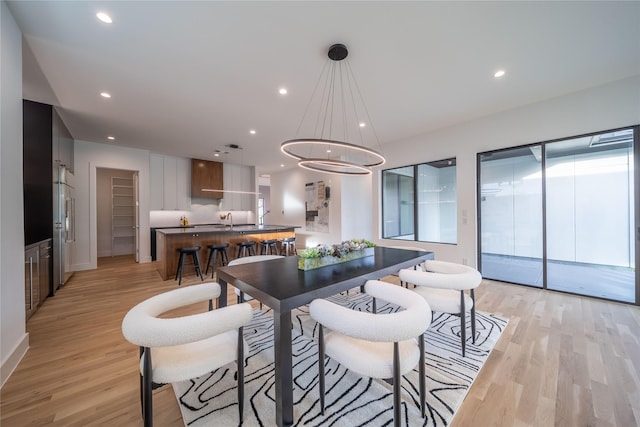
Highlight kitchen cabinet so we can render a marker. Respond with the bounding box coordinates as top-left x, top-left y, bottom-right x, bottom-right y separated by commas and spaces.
191, 158, 223, 199
53, 108, 74, 172
150, 154, 190, 210
39, 239, 52, 303
23, 100, 54, 246
25, 244, 40, 320
222, 163, 255, 211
